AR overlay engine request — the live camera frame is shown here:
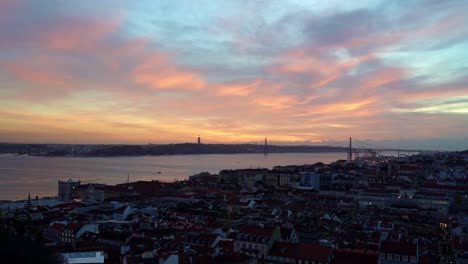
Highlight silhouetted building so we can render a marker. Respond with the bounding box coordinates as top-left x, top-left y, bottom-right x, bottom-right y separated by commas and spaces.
58, 179, 80, 201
